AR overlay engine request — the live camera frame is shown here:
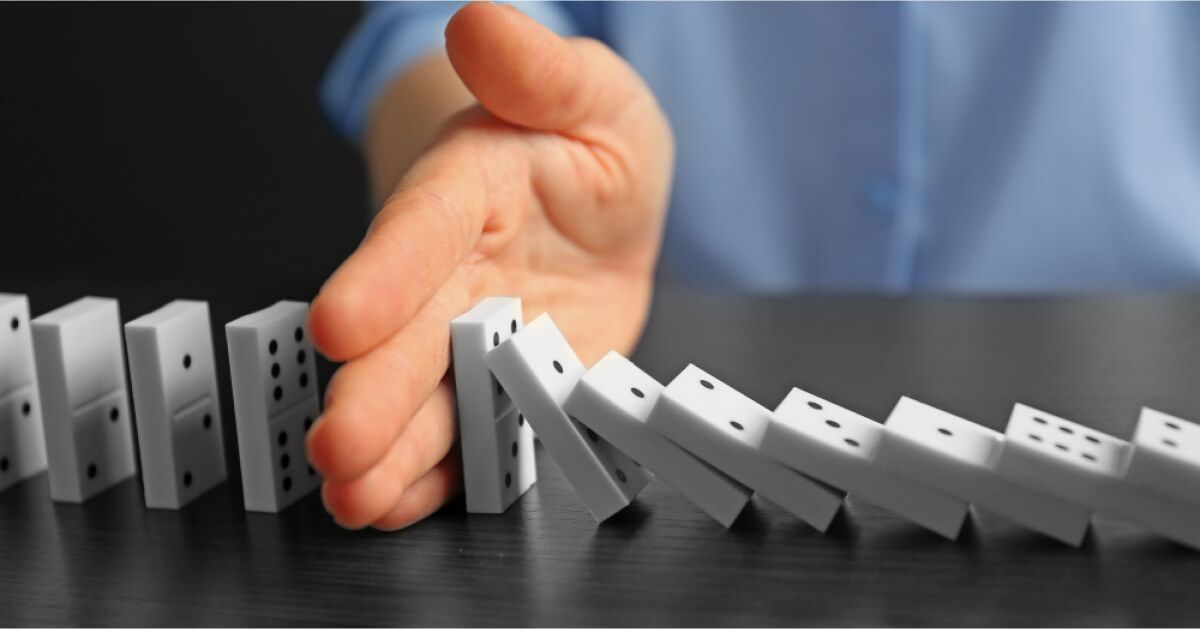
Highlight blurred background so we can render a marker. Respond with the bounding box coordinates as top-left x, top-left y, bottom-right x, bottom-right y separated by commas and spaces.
4, 2, 1199, 302
0, 3, 367, 302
